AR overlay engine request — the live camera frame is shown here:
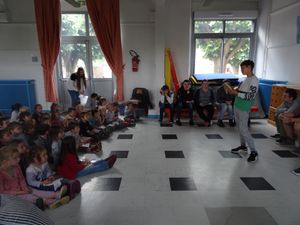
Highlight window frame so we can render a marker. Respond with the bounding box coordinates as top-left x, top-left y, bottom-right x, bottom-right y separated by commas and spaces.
191, 18, 256, 75
58, 12, 112, 80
